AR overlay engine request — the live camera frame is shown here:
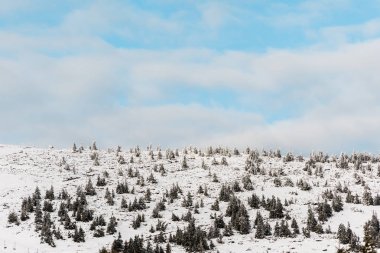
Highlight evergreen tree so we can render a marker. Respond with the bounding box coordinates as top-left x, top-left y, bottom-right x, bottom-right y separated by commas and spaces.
107, 216, 118, 234
211, 199, 220, 211
35, 201, 43, 229
34, 186, 42, 201
306, 206, 318, 232
363, 190, 374, 206
182, 191, 193, 208
73, 226, 86, 242
279, 220, 291, 237
291, 218, 300, 235
111, 233, 123, 253
182, 156, 189, 169
40, 212, 55, 247
165, 242, 171, 253
223, 222, 234, 237
45, 186, 55, 200
317, 200, 332, 222
8, 211, 19, 225
337, 224, 347, 244
255, 212, 265, 239
363, 223, 377, 253
332, 194, 344, 212
248, 193, 260, 209
242, 175, 253, 190
274, 222, 280, 237
85, 178, 96, 196
92, 141, 98, 150
20, 199, 29, 221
